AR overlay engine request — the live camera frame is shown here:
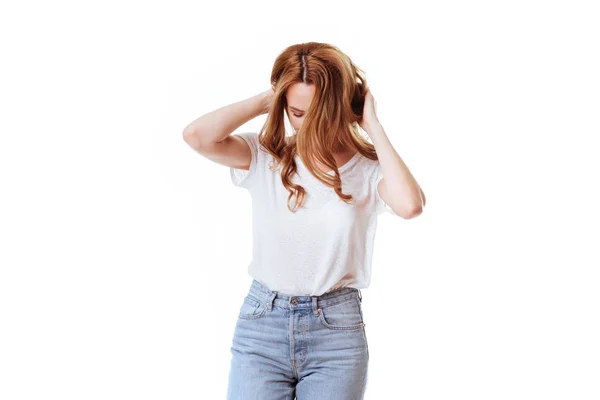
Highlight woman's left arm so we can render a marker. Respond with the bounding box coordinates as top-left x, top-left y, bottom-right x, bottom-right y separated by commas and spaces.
365, 121, 425, 219
360, 88, 425, 219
